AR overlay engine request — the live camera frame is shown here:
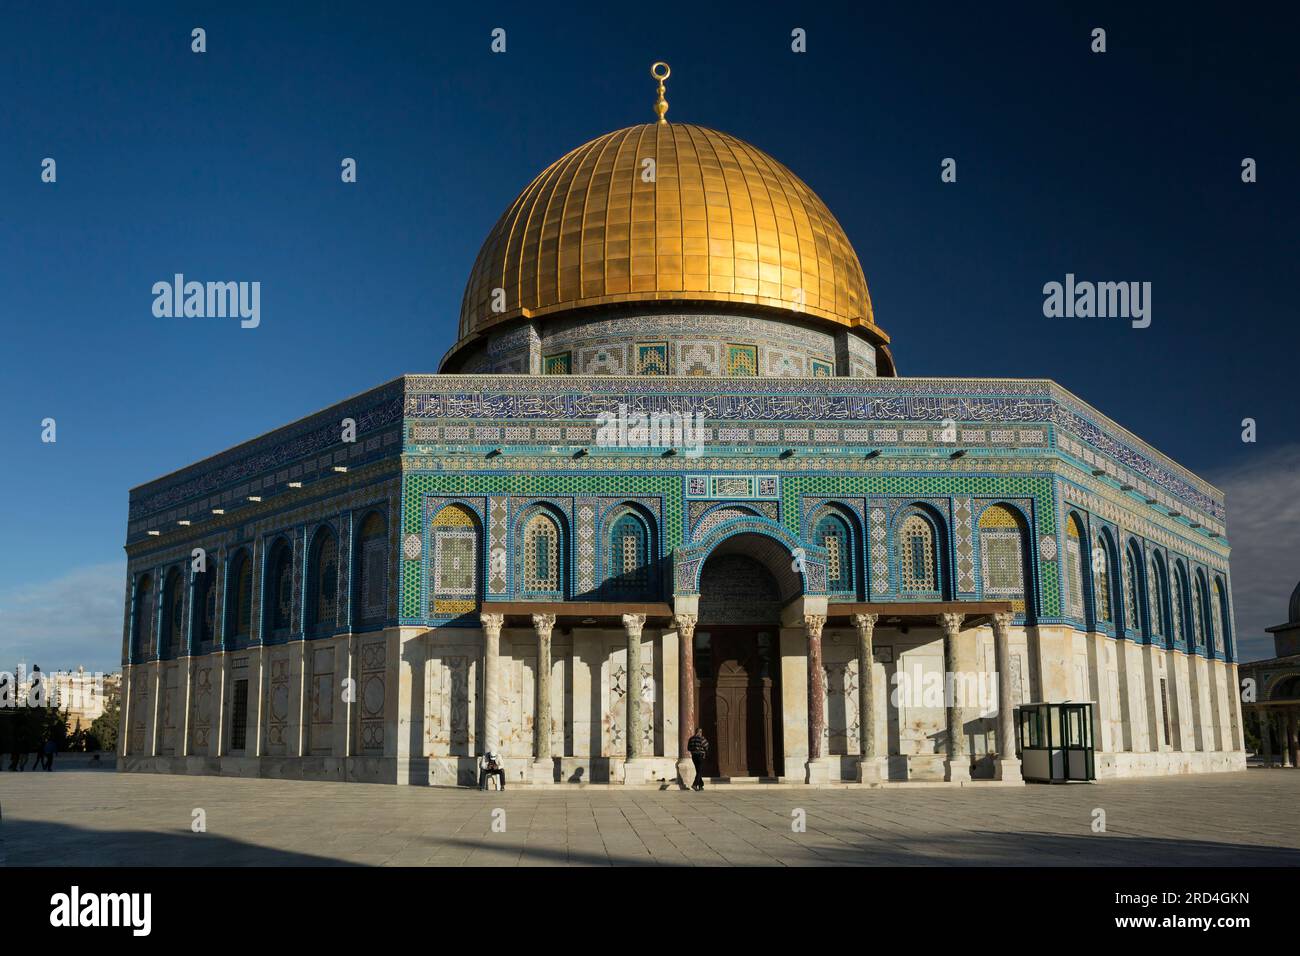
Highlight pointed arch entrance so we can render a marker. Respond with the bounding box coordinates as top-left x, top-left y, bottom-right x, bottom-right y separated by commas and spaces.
694, 533, 798, 779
